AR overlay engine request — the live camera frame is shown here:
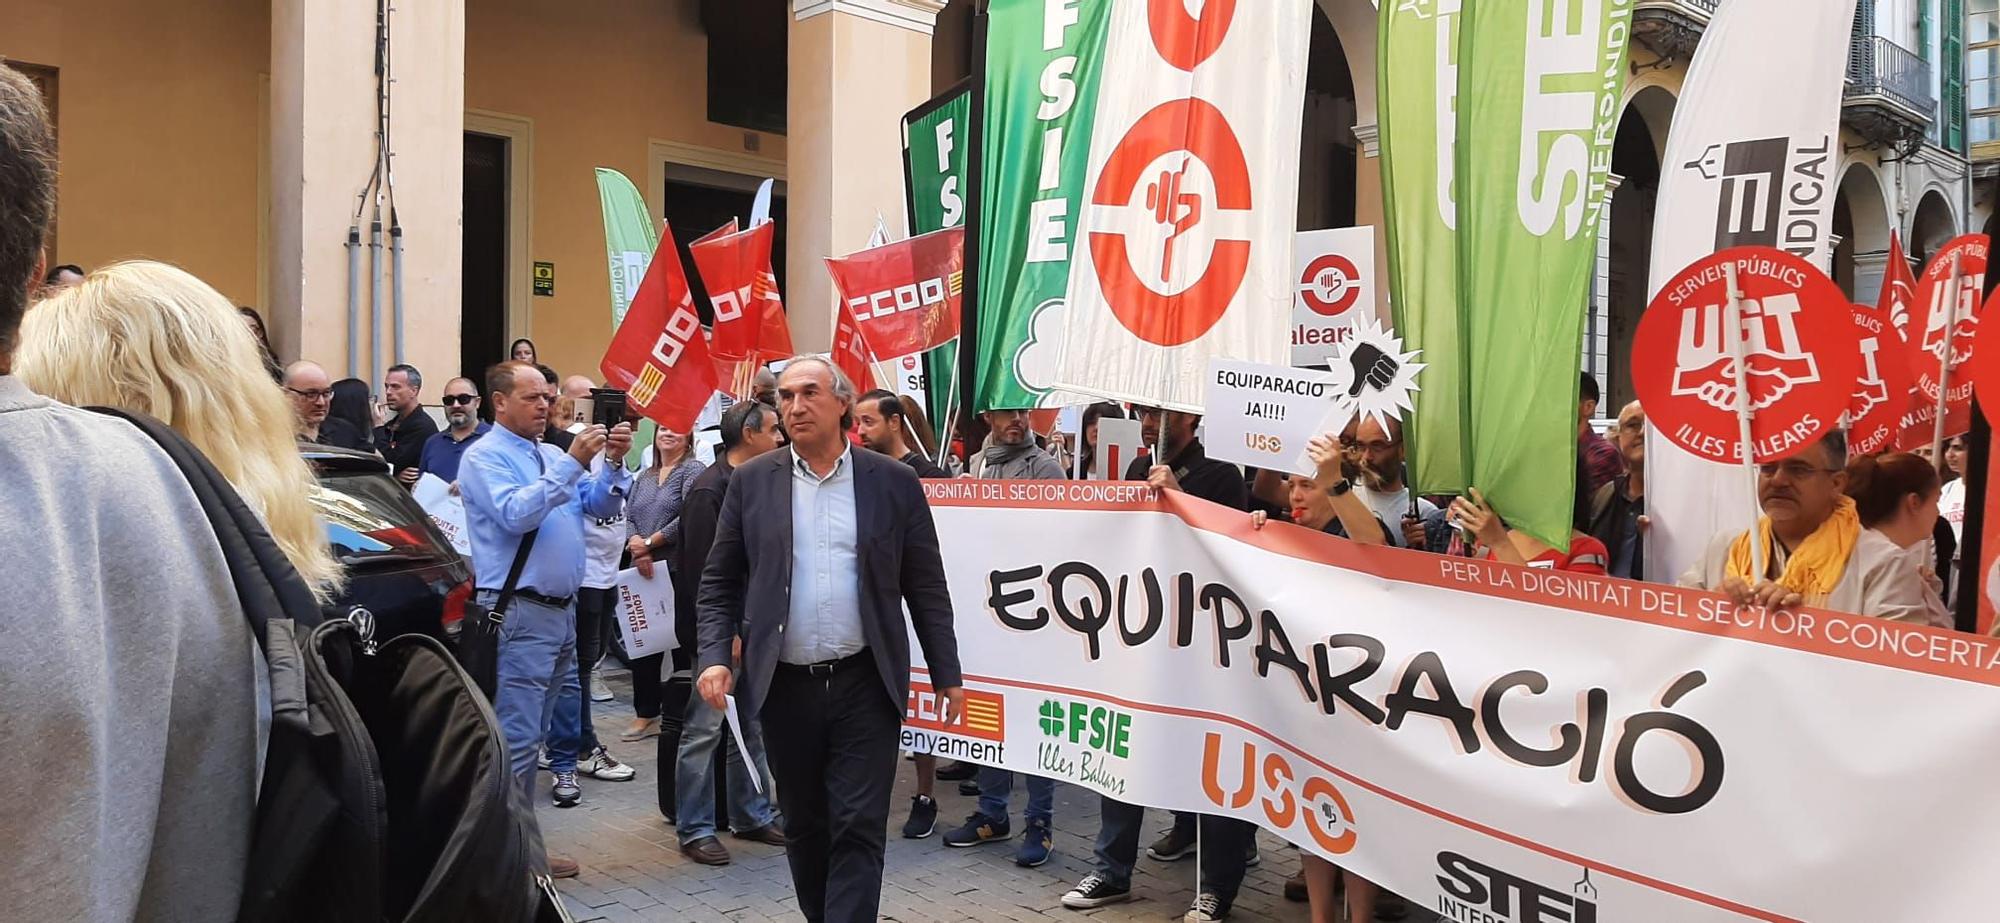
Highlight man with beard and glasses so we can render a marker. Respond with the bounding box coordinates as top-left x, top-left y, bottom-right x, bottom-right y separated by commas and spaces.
1344, 416, 1438, 549
418, 377, 490, 483
1678, 430, 1934, 620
